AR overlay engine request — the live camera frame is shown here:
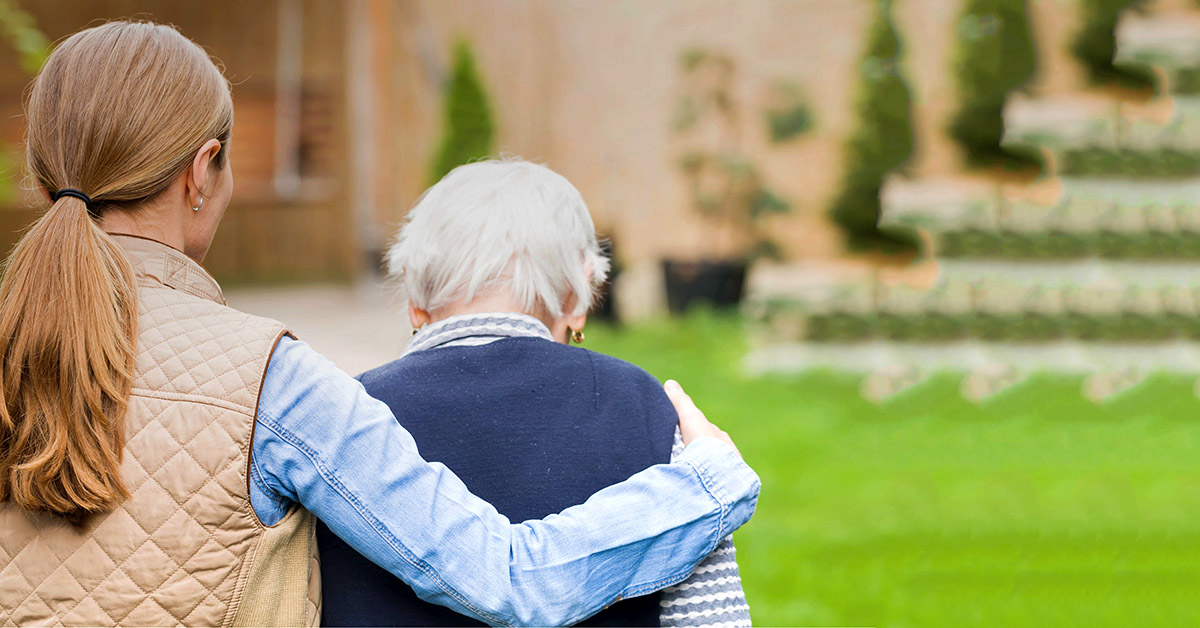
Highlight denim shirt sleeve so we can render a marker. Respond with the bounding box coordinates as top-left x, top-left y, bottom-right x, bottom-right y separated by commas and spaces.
250, 336, 760, 627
